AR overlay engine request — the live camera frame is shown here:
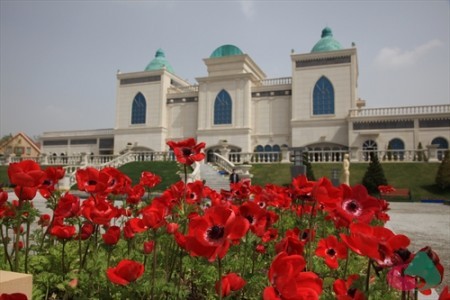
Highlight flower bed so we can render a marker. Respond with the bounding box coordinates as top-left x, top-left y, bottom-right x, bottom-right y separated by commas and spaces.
0, 138, 449, 299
